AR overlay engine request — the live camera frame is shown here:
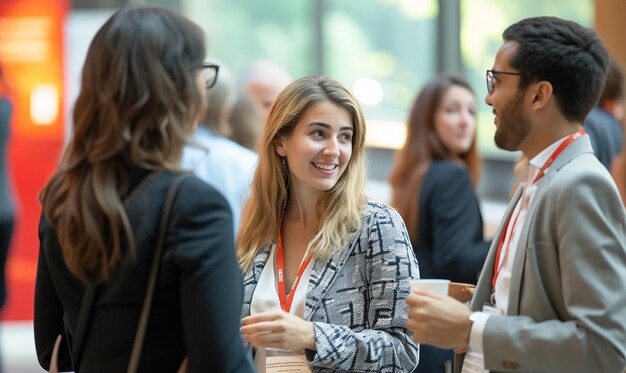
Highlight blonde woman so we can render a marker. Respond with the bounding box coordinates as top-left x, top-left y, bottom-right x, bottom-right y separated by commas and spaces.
238, 76, 419, 372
